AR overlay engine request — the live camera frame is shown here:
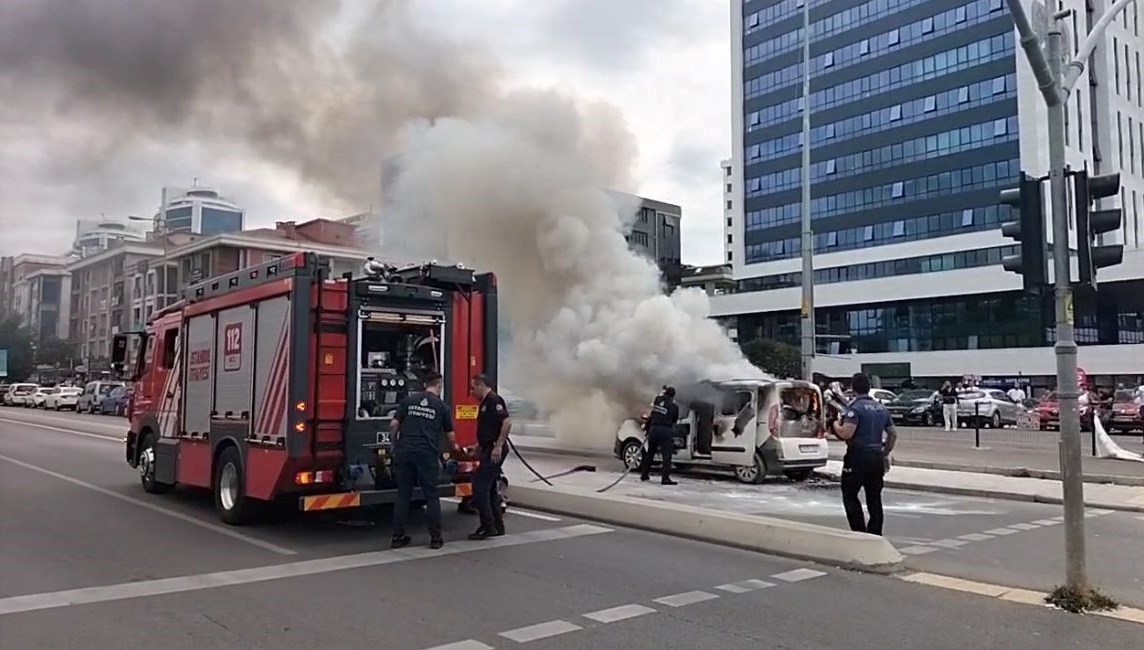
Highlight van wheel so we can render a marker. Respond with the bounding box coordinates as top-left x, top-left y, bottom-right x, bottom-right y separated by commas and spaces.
621, 439, 645, 471
784, 469, 813, 482
138, 432, 174, 494
990, 412, 1001, 429
734, 453, 766, 484
214, 446, 253, 525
